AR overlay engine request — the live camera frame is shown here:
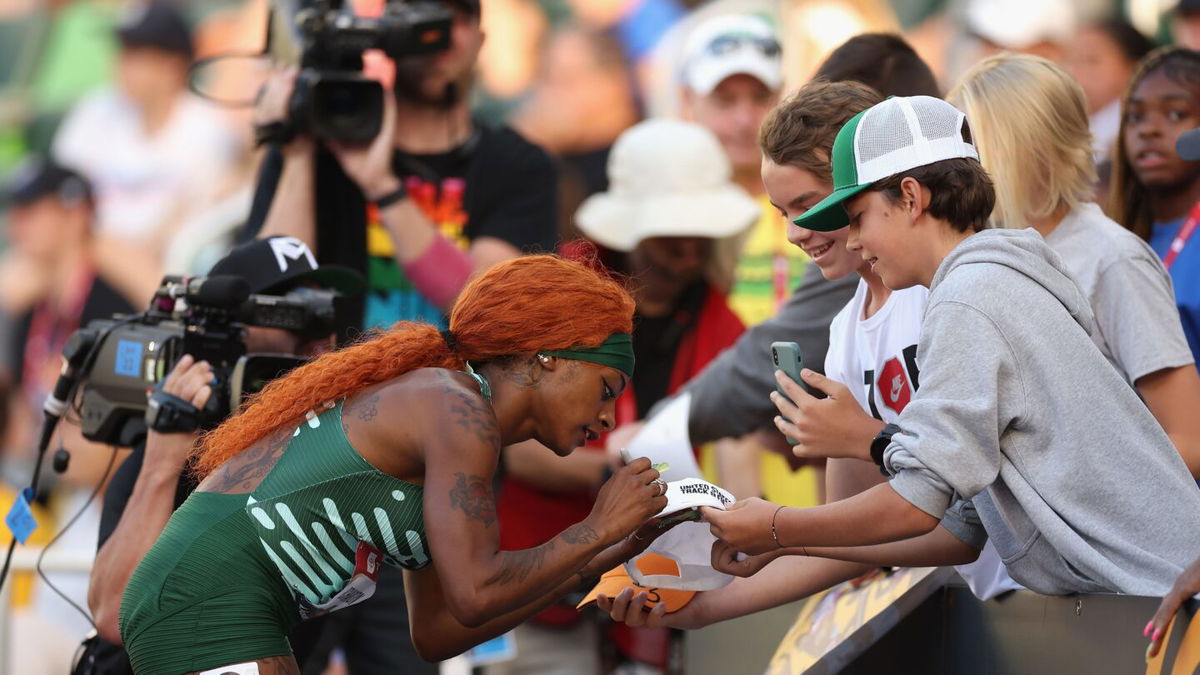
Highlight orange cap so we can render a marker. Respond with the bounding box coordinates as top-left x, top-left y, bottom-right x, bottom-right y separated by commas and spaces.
577, 554, 697, 613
